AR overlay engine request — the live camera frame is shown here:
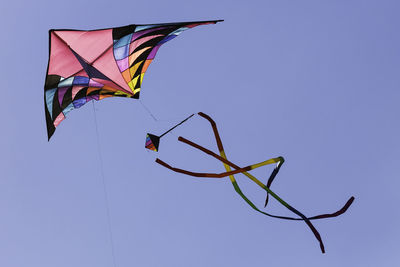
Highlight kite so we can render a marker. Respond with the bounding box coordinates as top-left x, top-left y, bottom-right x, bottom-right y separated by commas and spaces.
154, 112, 355, 253
145, 114, 194, 151
44, 20, 223, 139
